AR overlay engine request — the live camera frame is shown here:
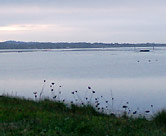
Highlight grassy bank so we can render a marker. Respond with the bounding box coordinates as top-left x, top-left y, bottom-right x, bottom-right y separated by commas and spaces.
0, 96, 166, 136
